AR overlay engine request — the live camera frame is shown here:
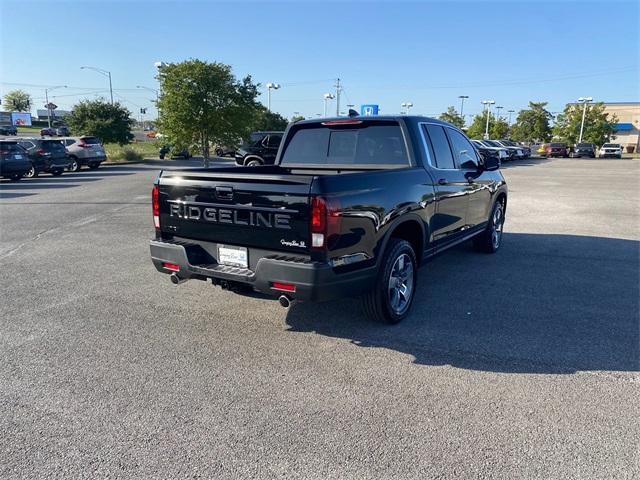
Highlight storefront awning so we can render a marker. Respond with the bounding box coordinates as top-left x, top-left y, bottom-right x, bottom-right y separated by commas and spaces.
614, 123, 633, 131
